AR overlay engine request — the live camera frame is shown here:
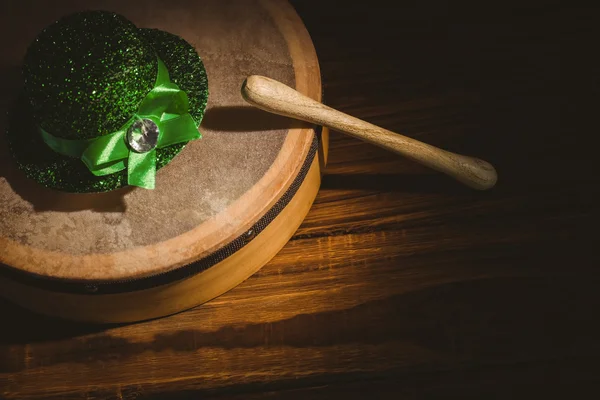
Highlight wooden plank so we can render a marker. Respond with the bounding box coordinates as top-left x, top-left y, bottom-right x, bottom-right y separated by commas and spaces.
2, 224, 598, 397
